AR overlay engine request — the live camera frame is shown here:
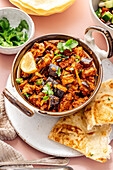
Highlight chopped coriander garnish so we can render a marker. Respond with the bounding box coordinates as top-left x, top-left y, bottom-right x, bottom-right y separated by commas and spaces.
48, 88, 54, 95
54, 51, 58, 55
79, 69, 82, 72
0, 17, 29, 47
36, 79, 43, 85
53, 52, 67, 61
108, 97, 110, 101
42, 83, 54, 95
23, 93, 30, 99
69, 67, 74, 71
75, 55, 81, 62
64, 39, 78, 51
75, 59, 80, 63
56, 67, 61, 77
53, 54, 62, 60
53, 56, 58, 60
57, 42, 64, 52
43, 96, 49, 101
57, 39, 78, 52
42, 83, 54, 101
16, 78, 23, 84
91, 154, 94, 156
57, 54, 62, 57
62, 55, 68, 58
